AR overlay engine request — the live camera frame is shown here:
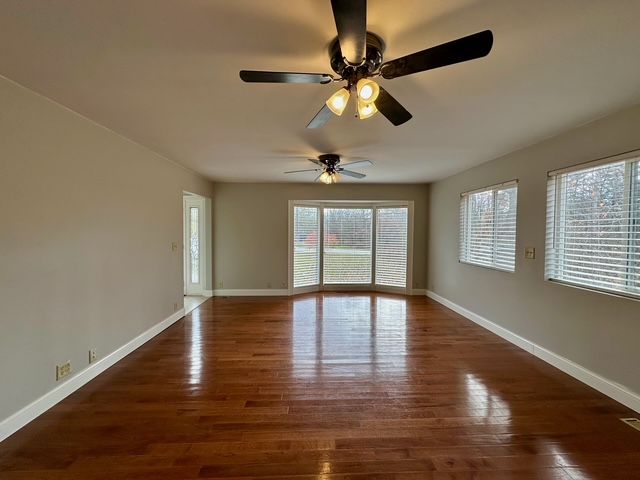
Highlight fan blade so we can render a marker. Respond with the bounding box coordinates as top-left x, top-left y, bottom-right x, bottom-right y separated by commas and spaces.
380, 30, 493, 80
374, 86, 412, 126
340, 159, 373, 168
240, 70, 333, 84
339, 169, 366, 179
306, 104, 334, 129
284, 168, 322, 174
330, 0, 367, 65
308, 158, 323, 166
315, 172, 324, 182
